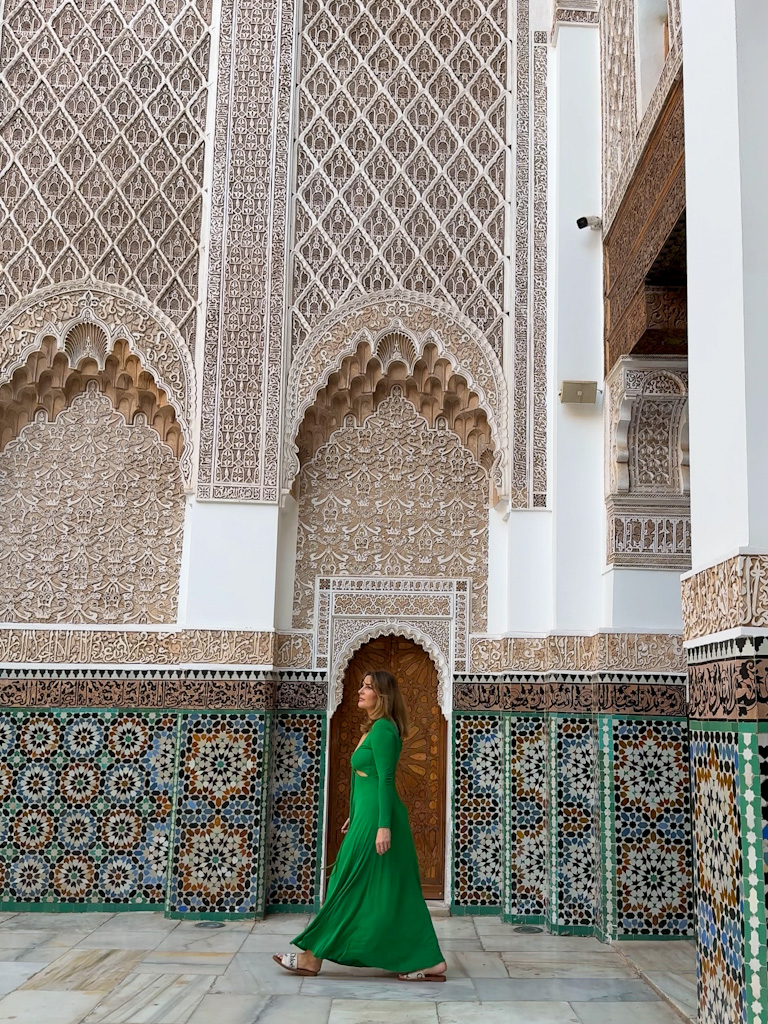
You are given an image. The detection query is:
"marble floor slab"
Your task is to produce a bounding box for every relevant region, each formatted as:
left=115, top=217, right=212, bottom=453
left=572, top=1000, right=685, bottom=1024
left=185, top=992, right=272, bottom=1023
left=0, top=913, right=111, bottom=932
left=0, top=961, right=43, bottom=996
left=329, top=998, right=438, bottom=1023
left=20, top=948, right=144, bottom=993
left=616, top=940, right=697, bottom=973
left=431, top=919, right=478, bottom=939
left=643, top=971, right=697, bottom=1020
left=501, top=951, right=634, bottom=979
left=301, top=977, right=477, bottom=1001
left=473, top=977, right=659, bottom=1002
left=83, top=972, right=215, bottom=1023
left=438, top=1002, right=582, bottom=1024
left=479, top=935, right=609, bottom=952
left=152, top=929, right=249, bottom=955
left=0, top=929, right=56, bottom=949
left=443, top=951, right=509, bottom=978
left=0, top=989, right=102, bottom=1023
left=76, top=930, right=173, bottom=951
left=210, top=952, right=304, bottom=994
left=138, top=951, right=235, bottom=974
left=240, top=994, right=333, bottom=1024
left=435, top=939, right=484, bottom=951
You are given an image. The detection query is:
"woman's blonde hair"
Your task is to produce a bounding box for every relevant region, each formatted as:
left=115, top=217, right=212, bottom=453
left=361, top=669, right=412, bottom=739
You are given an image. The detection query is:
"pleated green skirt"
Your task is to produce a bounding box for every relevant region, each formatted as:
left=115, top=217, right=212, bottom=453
left=292, top=773, right=443, bottom=972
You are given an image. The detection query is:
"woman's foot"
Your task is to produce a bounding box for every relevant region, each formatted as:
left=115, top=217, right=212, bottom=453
left=398, top=960, right=447, bottom=982
left=272, top=951, right=323, bottom=976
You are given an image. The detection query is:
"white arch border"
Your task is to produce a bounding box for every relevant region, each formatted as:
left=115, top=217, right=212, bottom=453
left=328, top=620, right=452, bottom=720
left=284, top=290, right=509, bottom=496
left=0, top=281, right=196, bottom=487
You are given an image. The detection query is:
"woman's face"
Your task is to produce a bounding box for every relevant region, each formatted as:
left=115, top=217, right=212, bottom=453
left=358, top=674, right=378, bottom=713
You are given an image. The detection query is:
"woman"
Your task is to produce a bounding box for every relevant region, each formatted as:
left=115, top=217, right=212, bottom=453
left=273, top=669, right=447, bottom=982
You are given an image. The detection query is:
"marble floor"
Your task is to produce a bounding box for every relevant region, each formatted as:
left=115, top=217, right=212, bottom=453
left=0, top=911, right=697, bottom=1024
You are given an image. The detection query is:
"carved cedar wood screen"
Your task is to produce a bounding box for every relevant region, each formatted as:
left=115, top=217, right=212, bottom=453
left=327, top=636, right=447, bottom=899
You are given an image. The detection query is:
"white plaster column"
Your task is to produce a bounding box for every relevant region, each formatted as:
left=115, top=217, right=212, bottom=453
left=681, top=0, right=768, bottom=571
left=548, top=22, right=604, bottom=631
left=181, top=501, right=281, bottom=630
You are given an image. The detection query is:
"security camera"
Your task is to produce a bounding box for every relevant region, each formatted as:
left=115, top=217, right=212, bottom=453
left=576, top=215, right=602, bottom=231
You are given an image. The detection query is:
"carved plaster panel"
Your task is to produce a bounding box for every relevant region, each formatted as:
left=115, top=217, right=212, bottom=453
left=0, top=628, right=276, bottom=664
left=197, top=0, right=292, bottom=501
left=0, top=283, right=195, bottom=484
left=0, top=385, right=184, bottom=624
left=284, top=291, right=508, bottom=495
left=290, top=0, right=508, bottom=359
left=468, top=632, right=685, bottom=674
left=312, top=575, right=467, bottom=717
left=0, top=0, right=213, bottom=349
left=682, top=556, right=768, bottom=642
left=292, top=396, right=488, bottom=632
left=605, top=356, right=689, bottom=569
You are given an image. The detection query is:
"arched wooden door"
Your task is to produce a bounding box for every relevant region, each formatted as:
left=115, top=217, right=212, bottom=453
left=327, top=635, right=447, bottom=899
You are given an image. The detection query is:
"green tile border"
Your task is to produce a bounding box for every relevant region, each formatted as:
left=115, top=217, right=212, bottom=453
left=450, top=904, right=500, bottom=916
left=738, top=728, right=768, bottom=1024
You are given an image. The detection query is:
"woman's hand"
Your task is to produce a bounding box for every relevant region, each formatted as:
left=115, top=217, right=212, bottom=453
left=341, top=818, right=350, bottom=835
left=375, top=827, right=391, bottom=855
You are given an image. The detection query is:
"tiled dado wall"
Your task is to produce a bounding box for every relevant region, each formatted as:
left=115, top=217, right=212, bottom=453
left=0, top=701, right=325, bottom=918
left=452, top=673, right=694, bottom=939
left=0, top=667, right=695, bottom=938
left=687, top=639, right=768, bottom=1024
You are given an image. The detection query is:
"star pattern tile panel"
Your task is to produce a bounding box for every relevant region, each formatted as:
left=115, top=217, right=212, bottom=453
left=453, top=714, right=502, bottom=906
left=267, top=713, right=323, bottom=907
left=613, top=718, right=693, bottom=936
left=0, top=710, right=176, bottom=908
left=167, top=712, right=269, bottom=916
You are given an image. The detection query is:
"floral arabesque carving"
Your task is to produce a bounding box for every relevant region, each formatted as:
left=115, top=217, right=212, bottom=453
left=291, top=0, right=507, bottom=358
left=0, top=385, right=185, bottom=625
left=284, top=291, right=508, bottom=496
left=0, top=283, right=195, bottom=484
left=293, top=396, right=488, bottom=632
left=605, top=357, right=689, bottom=569
left=0, top=0, right=213, bottom=347
left=197, top=0, right=292, bottom=501
left=329, top=621, right=451, bottom=719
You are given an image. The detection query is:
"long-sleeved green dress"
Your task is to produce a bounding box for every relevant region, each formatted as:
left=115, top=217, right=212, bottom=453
left=291, top=716, right=444, bottom=972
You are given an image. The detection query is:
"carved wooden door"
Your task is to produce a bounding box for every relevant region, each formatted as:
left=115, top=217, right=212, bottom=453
left=327, top=635, right=446, bottom=899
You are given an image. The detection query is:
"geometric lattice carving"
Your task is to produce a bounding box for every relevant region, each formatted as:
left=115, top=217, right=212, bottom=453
left=0, top=384, right=184, bottom=624
left=0, top=283, right=195, bottom=483
left=0, top=0, right=212, bottom=349
left=0, top=335, right=183, bottom=458
left=605, top=356, right=690, bottom=569
left=291, top=0, right=508, bottom=358
left=296, top=334, right=494, bottom=474
left=293, top=396, right=488, bottom=631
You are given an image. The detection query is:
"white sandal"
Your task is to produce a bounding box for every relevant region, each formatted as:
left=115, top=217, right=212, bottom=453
left=398, top=969, right=447, bottom=982
left=272, top=952, right=320, bottom=977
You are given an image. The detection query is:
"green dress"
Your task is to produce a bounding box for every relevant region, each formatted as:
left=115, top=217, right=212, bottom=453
left=292, top=717, right=444, bottom=972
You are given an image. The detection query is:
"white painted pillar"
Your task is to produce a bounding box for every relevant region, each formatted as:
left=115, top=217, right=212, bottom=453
left=181, top=502, right=280, bottom=630
left=681, top=0, right=768, bottom=571
left=549, top=23, right=604, bottom=631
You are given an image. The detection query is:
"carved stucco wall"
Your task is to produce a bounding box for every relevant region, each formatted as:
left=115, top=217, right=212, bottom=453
left=0, top=0, right=213, bottom=351
left=605, top=357, right=689, bottom=569
left=293, top=395, right=488, bottom=632
left=0, top=384, right=185, bottom=624
left=600, top=0, right=683, bottom=228
left=291, top=0, right=507, bottom=360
